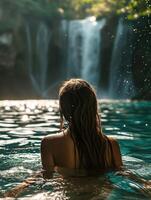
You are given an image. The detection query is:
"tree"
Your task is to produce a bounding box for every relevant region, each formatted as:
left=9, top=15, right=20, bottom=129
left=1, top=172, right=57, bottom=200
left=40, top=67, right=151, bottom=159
left=0, top=0, right=150, bottom=20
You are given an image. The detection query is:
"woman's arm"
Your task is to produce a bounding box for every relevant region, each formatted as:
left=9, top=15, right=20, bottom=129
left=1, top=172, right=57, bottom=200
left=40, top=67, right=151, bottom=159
left=109, top=138, right=150, bottom=196
left=3, top=137, right=55, bottom=198
left=3, top=171, right=43, bottom=198
left=108, top=137, right=123, bottom=169
left=116, top=169, right=151, bottom=185
left=41, top=136, right=55, bottom=178
left=115, top=169, right=151, bottom=197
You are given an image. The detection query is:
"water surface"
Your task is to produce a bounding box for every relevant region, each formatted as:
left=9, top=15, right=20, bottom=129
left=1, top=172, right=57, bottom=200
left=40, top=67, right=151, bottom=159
left=0, top=100, right=151, bottom=199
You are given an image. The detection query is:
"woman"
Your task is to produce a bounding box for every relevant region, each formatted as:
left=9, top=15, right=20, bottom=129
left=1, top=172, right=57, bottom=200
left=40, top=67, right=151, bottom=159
left=41, top=79, right=123, bottom=177
left=4, top=79, right=151, bottom=198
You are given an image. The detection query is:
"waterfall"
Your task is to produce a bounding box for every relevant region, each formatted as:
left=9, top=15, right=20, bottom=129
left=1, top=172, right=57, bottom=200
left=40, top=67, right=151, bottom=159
left=108, top=18, right=136, bottom=99
left=36, top=22, right=51, bottom=97
left=25, top=17, right=136, bottom=99
left=26, top=21, right=51, bottom=98
left=67, top=17, right=106, bottom=88
left=25, top=22, right=39, bottom=93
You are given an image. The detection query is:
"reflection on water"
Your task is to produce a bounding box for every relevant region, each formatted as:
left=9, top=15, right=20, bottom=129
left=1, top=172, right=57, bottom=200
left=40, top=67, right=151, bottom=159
left=0, top=100, right=151, bottom=199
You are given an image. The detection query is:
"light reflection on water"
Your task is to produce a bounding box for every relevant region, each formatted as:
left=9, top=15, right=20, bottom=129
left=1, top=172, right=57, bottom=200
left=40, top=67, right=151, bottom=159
left=0, top=100, right=151, bottom=199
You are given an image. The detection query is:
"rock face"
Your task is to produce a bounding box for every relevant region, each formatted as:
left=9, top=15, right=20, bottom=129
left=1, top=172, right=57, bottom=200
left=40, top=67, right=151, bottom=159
left=0, top=10, right=150, bottom=100
left=132, top=18, right=151, bottom=98
left=0, top=33, right=16, bottom=69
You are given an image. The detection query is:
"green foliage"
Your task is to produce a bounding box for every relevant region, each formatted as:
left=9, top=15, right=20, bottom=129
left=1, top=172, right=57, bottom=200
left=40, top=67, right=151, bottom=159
left=117, top=0, right=151, bottom=19
left=0, top=0, right=150, bottom=20
left=68, top=0, right=151, bottom=19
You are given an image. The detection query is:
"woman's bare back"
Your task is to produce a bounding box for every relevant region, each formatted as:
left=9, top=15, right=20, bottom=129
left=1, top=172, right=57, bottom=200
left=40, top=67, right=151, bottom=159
left=41, top=130, right=122, bottom=176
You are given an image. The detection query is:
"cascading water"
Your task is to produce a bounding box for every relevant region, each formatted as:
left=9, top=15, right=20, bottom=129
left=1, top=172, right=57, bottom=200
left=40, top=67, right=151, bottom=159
left=26, top=17, right=136, bottom=99
left=108, top=18, right=136, bottom=99
left=67, top=17, right=106, bottom=88
left=25, top=23, right=33, bottom=86
left=26, top=21, right=51, bottom=98
left=36, top=22, right=51, bottom=97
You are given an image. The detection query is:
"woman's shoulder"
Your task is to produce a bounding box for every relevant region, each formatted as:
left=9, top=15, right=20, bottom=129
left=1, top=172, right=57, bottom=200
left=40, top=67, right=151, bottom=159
left=107, top=136, right=119, bottom=146
left=41, top=131, right=67, bottom=152
left=41, top=130, right=72, bottom=152
left=42, top=130, right=68, bottom=143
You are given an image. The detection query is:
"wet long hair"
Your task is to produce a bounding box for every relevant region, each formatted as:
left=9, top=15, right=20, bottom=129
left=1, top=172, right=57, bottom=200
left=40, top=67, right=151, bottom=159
left=59, top=79, right=108, bottom=170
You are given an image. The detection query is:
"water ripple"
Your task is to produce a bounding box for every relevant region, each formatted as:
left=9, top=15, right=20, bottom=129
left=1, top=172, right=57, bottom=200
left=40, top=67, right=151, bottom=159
left=0, top=100, right=151, bottom=199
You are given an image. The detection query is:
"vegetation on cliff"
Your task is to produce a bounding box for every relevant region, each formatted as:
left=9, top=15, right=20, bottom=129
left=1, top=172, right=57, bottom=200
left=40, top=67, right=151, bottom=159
left=0, top=0, right=150, bottom=20
left=0, top=0, right=150, bottom=99
left=0, top=0, right=150, bottom=33
left=73, top=0, right=151, bottom=19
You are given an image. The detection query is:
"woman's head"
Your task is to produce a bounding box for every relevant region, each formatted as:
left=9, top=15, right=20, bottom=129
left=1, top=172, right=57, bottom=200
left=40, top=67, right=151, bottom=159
left=59, top=79, right=98, bottom=126
left=59, top=79, right=106, bottom=169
